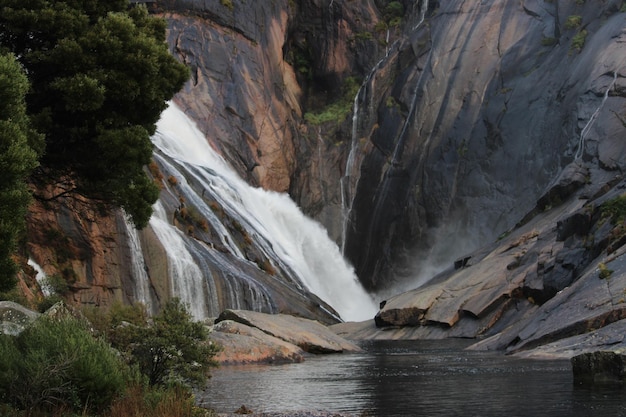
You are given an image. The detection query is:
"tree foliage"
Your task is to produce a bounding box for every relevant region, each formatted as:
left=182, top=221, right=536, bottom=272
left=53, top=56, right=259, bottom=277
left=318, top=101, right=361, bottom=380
left=0, top=53, right=40, bottom=292
left=96, top=299, right=220, bottom=389
left=0, top=0, right=189, bottom=228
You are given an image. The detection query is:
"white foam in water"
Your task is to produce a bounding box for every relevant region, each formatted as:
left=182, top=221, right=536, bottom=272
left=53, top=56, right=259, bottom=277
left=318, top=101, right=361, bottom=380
left=152, top=103, right=377, bottom=322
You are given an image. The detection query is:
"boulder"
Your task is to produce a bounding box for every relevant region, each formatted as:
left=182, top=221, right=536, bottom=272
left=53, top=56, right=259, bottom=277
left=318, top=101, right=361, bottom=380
left=211, top=320, right=306, bottom=364
left=0, top=301, right=40, bottom=336
left=215, top=310, right=361, bottom=354
left=572, top=351, right=626, bottom=385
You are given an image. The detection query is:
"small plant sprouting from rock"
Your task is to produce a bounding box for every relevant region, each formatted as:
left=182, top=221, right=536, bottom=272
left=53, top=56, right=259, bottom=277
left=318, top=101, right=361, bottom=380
left=564, top=15, right=582, bottom=30
left=304, top=76, right=361, bottom=126
left=600, top=194, right=626, bottom=224
left=571, top=30, right=588, bottom=52
left=598, top=262, right=614, bottom=279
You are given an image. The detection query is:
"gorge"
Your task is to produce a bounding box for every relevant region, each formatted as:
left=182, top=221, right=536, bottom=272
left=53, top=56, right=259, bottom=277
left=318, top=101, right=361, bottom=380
left=20, top=0, right=626, bottom=360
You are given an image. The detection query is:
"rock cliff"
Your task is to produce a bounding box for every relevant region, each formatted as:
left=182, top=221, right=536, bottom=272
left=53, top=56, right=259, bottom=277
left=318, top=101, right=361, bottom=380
left=158, top=0, right=626, bottom=294
left=19, top=0, right=626, bottom=357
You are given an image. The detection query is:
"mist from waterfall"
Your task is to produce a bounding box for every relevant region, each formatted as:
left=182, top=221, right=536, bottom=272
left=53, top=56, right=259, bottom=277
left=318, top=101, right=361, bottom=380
left=148, top=103, right=377, bottom=322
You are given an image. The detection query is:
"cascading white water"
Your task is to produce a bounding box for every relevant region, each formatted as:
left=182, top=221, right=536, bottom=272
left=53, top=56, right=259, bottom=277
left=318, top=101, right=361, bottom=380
left=149, top=201, right=209, bottom=320
left=122, top=215, right=154, bottom=312
left=575, top=71, right=618, bottom=160
left=28, top=258, right=52, bottom=297
left=151, top=103, right=377, bottom=322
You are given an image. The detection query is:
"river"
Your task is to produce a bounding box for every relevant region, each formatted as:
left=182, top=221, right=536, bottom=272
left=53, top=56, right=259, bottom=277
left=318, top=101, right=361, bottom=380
left=198, top=340, right=626, bottom=417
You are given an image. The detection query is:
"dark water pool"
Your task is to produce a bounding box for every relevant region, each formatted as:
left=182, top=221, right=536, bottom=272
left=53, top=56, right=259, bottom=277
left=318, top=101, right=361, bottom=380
left=198, top=340, right=626, bottom=416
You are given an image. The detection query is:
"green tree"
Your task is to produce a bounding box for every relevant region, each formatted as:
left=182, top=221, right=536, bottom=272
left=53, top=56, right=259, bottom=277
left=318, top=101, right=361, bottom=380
left=0, top=53, right=40, bottom=293
left=110, top=299, right=219, bottom=388
left=0, top=0, right=189, bottom=228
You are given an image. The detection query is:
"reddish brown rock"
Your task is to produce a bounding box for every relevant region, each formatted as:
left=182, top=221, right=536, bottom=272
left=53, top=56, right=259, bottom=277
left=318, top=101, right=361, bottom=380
left=211, top=320, right=306, bottom=364
left=216, top=309, right=361, bottom=354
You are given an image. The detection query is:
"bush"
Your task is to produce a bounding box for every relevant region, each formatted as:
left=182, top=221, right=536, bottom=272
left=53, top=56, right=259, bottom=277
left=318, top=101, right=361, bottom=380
left=107, top=299, right=220, bottom=388
left=0, top=316, right=129, bottom=414
left=132, top=300, right=219, bottom=387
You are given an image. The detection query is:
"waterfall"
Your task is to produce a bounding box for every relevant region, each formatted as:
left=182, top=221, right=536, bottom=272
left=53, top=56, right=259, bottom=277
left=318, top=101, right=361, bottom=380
left=412, top=0, right=429, bottom=30
left=575, top=71, right=618, bottom=160
left=149, top=103, right=377, bottom=322
left=28, top=258, right=52, bottom=297
left=122, top=215, right=155, bottom=313
left=149, top=201, right=210, bottom=320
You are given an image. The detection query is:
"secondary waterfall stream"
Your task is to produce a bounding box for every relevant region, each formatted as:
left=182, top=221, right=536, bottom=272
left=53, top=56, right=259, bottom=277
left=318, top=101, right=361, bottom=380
left=132, top=103, right=377, bottom=322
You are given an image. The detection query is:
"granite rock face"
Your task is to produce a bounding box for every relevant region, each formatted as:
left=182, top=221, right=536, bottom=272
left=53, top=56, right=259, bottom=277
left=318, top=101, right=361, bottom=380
left=210, top=319, right=306, bottom=364
left=162, top=0, right=626, bottom=294
left=343, top=0, right=626, bottom=290
left=216, top=309, right=361, bottom=354
left=338, top=176, right=626, bottom=359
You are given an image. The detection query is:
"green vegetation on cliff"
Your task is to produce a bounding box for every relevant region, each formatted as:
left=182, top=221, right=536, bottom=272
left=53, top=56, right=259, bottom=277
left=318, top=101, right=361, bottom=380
left=0, top=53, right=41, bottom=293
left=304, top=76, right=360, bottom=126
left=0, top=0, right=189, bottom=229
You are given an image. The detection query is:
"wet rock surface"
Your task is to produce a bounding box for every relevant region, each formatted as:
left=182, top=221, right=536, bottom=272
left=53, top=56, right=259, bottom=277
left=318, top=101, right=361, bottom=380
left=18, top=0, right=626, bottom=363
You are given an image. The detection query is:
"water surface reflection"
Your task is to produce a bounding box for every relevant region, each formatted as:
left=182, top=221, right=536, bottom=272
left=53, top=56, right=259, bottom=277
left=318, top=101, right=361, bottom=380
left=199, top=340, right=626, bottom=416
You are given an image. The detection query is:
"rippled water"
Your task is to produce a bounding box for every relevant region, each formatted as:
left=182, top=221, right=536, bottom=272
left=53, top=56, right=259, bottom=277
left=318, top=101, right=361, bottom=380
left=199, top=340, right=626, bottom=416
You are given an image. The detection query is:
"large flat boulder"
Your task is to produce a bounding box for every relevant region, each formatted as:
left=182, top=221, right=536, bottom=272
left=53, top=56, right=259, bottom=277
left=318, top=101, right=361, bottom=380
left=215, top=310, right=361, bottom=354
left=210, top=320, right=306, bottom=364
